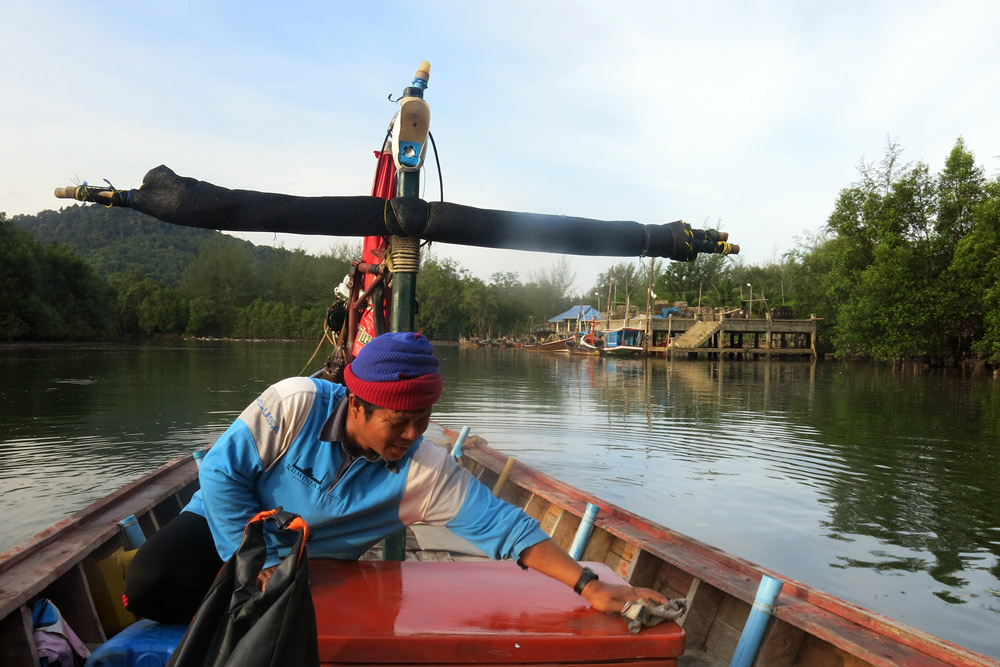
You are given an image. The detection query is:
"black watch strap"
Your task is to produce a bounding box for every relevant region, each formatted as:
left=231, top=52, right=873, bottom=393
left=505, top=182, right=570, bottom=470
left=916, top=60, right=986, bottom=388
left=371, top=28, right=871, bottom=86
left=574, top=566, right=599, bottom=595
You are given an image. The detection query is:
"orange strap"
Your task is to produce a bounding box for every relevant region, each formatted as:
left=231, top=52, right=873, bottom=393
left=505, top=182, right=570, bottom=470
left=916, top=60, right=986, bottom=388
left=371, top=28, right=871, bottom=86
left=244, top=509, right=310, bottom=559
left=285, top=516, right=310, bottom=544
left=247, top=509, right=279, bottom=526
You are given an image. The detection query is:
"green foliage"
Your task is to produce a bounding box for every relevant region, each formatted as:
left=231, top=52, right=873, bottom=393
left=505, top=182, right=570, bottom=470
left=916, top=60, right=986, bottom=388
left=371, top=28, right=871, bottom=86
left=416, top=256, right=474, bottom=339
left=232, top=299, right=326, bottom=339
left=960, top=181, right=1000, bottom=362
left=701, top=277, right=741, bottom=308
left=107, top=269, right=188, bottom=336
left=137, top=285, right=189, bottom=335
left=653, top=254, right=731, bottom=306
left=0, top=213, right=115, bottom=340
left=186, top=297, right=224, bottom=337
left=820, top=138, right=998, bottom=363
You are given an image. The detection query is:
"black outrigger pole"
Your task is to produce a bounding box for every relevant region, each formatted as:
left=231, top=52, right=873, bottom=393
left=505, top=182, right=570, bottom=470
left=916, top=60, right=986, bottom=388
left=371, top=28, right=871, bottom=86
left=52, top=66, right=739, bottom=263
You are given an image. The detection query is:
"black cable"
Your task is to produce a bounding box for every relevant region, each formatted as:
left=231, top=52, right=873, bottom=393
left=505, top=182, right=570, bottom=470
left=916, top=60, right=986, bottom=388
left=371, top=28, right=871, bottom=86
left=428, top=130, right=443, bottom=202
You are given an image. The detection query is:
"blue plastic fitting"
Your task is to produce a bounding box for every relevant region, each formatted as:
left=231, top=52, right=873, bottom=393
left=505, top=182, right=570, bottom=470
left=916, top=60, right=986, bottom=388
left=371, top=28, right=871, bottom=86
left=119, top=514, right=146, bottom=549
left=569, top=503, right=600, bottom=560
left=729, top=574, right=784, bottom=667
left=192, top=449, right=206, bottom=469
left=452, top=425, right=471, bottom=459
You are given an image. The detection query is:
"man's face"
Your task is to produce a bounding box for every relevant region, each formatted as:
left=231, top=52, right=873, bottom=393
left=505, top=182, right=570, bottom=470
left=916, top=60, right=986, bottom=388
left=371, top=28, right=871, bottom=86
left=345, top=394, right=432, bottom=461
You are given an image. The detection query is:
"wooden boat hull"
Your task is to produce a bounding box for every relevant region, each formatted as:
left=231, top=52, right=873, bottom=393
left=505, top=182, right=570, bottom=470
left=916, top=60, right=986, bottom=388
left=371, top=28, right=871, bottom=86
left=536, top=337, right=572, bottom=353
left=2, top=424, right=997, bottom=667
left=603, top=346, right=643, bottom=357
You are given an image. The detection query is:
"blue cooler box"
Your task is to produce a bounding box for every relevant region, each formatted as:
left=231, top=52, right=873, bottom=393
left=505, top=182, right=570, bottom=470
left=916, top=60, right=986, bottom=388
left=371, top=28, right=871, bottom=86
left=84, top=619, right=187, bottom=667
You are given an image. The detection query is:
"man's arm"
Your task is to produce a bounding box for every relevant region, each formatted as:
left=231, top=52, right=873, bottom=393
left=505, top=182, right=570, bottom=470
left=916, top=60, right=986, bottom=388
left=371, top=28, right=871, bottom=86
left=518, top=539, right=667, bottom=614
left=197, top=420, right=267, bottom=561
left=198, top=377, right=326, bottom=563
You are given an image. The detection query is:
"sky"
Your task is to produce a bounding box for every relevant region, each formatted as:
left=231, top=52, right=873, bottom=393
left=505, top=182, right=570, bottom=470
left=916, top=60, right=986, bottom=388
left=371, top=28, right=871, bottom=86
left=2, top=1, right=999, bottom=295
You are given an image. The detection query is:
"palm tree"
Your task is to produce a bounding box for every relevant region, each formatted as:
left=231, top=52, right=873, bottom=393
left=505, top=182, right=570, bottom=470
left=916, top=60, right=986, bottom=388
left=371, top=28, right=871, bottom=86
left=702, top=279, right=741, bottom=308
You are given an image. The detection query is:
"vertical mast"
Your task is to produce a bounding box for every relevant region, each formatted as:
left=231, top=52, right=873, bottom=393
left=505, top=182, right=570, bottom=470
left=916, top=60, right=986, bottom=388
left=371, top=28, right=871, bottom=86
left=383, top=63, right=431, bottom=562
left=389, top=62, right=432, bottom=333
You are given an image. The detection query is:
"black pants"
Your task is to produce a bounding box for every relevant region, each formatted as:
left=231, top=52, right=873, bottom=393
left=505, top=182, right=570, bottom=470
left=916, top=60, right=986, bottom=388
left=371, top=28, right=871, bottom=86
left=124, top=511, right=223, bottom=624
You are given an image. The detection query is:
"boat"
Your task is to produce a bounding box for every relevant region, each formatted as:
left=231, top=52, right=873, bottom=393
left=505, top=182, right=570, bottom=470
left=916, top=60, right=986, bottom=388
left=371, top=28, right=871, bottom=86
left=3, top=422, right=996, bottom=666
left=575, top=322, right=606, bottom=355
left=602, top=326, right=645, bottom=356
left=565, top=331, right=602, bottom=355
left=23, top=61, right=996, bottom=666
left=535, top=335, right=574, bottom=353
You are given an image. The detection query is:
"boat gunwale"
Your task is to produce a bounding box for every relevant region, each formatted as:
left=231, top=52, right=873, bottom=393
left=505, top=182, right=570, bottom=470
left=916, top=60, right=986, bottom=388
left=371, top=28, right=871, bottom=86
left=0, top=455, right=197, bottom=619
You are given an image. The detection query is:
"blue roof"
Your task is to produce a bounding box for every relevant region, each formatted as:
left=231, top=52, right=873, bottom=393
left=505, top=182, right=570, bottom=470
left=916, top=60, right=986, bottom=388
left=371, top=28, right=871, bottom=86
left=548, top=305, right=601, bottom=323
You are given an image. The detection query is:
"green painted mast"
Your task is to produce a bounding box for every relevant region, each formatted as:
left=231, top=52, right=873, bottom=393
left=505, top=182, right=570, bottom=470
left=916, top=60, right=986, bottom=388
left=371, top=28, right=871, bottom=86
left=383, top=62, right=432, bottom=561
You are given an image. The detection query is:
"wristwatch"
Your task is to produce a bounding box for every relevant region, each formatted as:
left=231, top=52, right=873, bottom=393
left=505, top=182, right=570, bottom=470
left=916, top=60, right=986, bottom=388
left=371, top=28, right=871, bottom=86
left=574, top=566, right=599, bottom=595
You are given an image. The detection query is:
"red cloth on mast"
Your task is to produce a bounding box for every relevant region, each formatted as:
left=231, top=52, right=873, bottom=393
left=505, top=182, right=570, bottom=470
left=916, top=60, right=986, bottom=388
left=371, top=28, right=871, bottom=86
left=353, top=151, right=396, bottom=357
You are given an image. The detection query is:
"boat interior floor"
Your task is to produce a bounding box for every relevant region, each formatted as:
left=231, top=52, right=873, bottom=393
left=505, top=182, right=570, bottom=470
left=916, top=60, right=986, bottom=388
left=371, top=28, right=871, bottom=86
left=678, top=650, right=724, bottom=667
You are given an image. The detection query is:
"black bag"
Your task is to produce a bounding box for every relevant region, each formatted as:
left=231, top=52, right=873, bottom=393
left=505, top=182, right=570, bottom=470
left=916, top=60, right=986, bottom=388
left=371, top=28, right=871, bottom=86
left=166, top=509, right=319, bottom=667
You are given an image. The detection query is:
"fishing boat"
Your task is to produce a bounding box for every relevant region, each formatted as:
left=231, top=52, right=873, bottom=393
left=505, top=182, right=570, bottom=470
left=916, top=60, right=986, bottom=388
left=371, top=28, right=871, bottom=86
left=566, top=330, right=603, bottom=356
left=458, top=336, right=486, bottom=348
left=602, top=326, right=645, bottom=357
left=2, top=422, right=996, bottom=667
left=566, top=336, right=601, bottom=355
left=535, top=335, right=574, bottom=353
left=20, top=61, right=994, bottom=666
left=574, top=322, right=606, bottom=355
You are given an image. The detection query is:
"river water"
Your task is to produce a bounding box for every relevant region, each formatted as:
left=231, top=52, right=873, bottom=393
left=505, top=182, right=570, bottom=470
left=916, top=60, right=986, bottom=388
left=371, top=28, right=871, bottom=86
left=1, top=340, right=998, bottom=659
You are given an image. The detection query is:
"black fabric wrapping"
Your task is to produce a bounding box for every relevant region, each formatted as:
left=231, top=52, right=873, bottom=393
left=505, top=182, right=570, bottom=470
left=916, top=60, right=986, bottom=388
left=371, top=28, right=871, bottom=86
left=166, top=511, right=318, bottom=667
left=129, top=166, right=700, bottom=260
left=133, top=166, right=388, bottom=236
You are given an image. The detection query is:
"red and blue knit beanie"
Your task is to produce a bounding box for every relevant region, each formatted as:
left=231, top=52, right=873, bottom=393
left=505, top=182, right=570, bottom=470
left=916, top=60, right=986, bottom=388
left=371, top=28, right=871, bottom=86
left=343, top=332, right=443, bottom=411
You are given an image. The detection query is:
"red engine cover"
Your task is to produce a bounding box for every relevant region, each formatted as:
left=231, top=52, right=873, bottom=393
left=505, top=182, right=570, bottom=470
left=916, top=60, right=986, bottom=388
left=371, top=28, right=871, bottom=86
left=311, top=560, right=684, bottom=665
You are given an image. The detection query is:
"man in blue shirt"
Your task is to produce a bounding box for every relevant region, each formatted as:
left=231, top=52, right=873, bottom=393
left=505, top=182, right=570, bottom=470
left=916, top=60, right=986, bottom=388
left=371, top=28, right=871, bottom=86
left=125, top=332, right=664, bottom=623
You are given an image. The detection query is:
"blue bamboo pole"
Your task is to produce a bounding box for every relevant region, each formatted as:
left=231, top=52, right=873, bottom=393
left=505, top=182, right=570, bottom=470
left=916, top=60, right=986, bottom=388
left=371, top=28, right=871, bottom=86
left=569, top=503, right=600, bottom=560
left=729, top=574, right=784, bottom=667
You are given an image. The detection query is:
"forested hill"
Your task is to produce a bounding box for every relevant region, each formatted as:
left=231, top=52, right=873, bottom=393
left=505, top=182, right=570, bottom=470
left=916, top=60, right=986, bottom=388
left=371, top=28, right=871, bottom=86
left=12, top=205, right=280, bottom=287
left=5, top=205, right=358, bottom=342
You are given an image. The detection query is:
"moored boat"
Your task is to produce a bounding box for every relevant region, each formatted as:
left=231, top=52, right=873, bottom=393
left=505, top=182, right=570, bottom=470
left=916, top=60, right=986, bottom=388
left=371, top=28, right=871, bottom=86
left=536, top=336, right=573, bottom=353
left=577, top=327, right=606, bottom=355
left=603, top=326, right=645, bottom=357
left=2, top=422, right=996, bottom=666
left=566, top=332, right=602, bottom=355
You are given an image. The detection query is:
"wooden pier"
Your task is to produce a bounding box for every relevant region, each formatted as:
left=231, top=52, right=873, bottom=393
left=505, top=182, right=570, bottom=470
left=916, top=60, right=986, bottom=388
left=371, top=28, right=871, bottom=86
left=600, top=315, right=819, bottom=360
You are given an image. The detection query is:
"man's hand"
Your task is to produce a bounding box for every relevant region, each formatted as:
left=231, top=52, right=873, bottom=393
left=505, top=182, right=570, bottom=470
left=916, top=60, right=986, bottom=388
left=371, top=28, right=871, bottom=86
left=581, top=579, right=667, bottom=615
left=256, top=564, right=278, bottom=591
